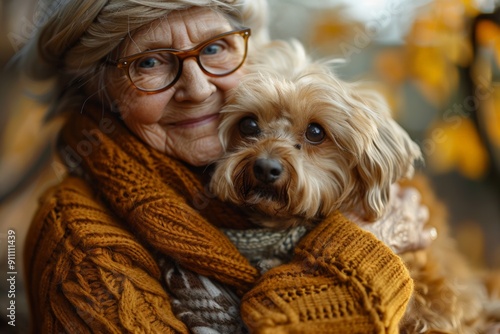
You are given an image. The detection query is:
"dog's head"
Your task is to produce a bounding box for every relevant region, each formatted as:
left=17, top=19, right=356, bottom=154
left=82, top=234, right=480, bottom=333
left=210, top=41, right=422, bottom=228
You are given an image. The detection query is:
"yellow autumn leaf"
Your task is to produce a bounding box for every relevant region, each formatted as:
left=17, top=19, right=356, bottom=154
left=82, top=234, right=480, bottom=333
left=440, top=33, right=473, bottom=67
left=460, top=0, right=481, bottom=17
left=426, top=118, right=489, bottom=179
left=374, top=48, right=407, bottom=85
left=435, top=0, right=468, bottom=31
left=406, top=17, right=441, bottom=46
left=407, top=0, right=471, bottom=44
left=313, top=22, right=348, bottom=42
left=476, top=20, right=500, bottom=45
left=409, top=47, right=459, bottom=106
left=411, top=47, right=448, bottom=86
left=309, top=8, right=360, bottom=51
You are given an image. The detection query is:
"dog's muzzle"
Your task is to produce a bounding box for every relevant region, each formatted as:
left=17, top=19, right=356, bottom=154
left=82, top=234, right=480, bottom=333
left=253, top=158, right=283, bottom=184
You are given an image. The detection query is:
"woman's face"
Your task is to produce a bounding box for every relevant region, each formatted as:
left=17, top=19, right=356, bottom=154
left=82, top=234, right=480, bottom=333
left=107, top=7, right=244, bottom=166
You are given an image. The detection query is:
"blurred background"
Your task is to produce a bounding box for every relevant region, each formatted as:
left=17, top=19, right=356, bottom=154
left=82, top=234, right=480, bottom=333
left=1, top=0, right=500, bottom=332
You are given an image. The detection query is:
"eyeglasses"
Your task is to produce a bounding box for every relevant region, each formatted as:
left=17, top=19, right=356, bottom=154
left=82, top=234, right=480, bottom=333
left=108, top=28, right=251, bottom=94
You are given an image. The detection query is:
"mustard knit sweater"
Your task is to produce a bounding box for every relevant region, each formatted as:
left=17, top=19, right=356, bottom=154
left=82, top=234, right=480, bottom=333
left=24, top=107, right=413, bottom=333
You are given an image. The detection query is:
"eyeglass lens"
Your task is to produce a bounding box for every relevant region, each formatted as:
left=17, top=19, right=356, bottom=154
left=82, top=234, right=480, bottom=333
left=127, top=32, right=247, bottom=92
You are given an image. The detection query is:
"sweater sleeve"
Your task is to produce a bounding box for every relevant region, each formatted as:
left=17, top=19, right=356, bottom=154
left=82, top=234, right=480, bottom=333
left=240, top=211, right=413, bottom=334
left=24, top=176, right=188, bottom=334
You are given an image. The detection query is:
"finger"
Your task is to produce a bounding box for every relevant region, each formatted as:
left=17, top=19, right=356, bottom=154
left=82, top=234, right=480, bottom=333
left=401, top=187, right=421, bottom=204
left=420, top=227, right=438, bottom=249
left=417, top=205, right=429, bottom=225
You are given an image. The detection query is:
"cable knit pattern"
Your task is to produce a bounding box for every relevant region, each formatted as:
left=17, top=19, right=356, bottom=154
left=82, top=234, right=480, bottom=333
left=241, top=212, right=413, bottom=334
left=24, top=177, right=188, bottom=333
left=58, top=106, right=260, bottom=293
left=24, top=106, right=414, bottom=333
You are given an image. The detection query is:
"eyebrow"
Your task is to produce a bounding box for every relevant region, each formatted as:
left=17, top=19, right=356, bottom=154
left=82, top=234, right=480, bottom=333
left=129, top=26, right=232, bottom=54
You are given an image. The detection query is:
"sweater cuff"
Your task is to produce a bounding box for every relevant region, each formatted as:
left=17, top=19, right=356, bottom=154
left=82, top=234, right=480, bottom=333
left=295, top=211, right=413, bottom=329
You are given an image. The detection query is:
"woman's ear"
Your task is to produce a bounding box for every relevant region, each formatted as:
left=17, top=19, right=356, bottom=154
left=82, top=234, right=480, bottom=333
left=351, top=90, right=423, bottom=221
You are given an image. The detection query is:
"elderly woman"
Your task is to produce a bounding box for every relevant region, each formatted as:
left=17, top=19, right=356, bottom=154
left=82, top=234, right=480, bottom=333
left=20, top=0, right=432, bottom=333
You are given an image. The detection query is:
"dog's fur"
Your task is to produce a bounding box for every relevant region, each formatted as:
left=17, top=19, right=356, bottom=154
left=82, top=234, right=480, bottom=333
left=209, top=40, right=500, bottom=333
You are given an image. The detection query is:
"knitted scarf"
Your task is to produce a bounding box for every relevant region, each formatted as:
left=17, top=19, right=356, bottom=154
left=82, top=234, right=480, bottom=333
left=53, top=105, right=414, bottom=333
left=59, top=105, right=260, bottom=294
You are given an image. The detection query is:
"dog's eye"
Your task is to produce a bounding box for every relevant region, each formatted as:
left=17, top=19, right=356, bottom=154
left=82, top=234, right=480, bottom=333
left=239, top=117, right=261, bottom=136
left=305, top=123, right=325, bottom=144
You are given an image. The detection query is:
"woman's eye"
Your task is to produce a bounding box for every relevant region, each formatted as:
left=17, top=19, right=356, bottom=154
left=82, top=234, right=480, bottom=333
left=239, top=117, right=260, bottom=136
left=137, top=57, right=160, bottom=69
left=305, top=123, right=326, bottom=144
left=202, top=43, right=224, bottom=55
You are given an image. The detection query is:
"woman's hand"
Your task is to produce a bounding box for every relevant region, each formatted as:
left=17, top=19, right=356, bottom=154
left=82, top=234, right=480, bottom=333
left=347, top=184, right=436, bottom=254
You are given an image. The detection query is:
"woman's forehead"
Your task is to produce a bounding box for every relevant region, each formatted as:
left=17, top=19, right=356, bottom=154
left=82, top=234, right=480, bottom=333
left=123, top=7, right=233, bottom=54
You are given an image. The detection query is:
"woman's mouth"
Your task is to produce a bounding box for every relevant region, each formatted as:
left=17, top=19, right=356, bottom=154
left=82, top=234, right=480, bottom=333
left=169, top=113, right=219, bottom=128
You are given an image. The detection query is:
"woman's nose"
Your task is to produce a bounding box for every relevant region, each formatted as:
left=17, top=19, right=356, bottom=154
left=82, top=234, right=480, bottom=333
left=173, top=58, right=215, bottom=102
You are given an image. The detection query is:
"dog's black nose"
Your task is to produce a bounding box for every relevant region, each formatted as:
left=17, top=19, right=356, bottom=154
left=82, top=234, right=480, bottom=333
left=253, top=158, right=283, bottom=184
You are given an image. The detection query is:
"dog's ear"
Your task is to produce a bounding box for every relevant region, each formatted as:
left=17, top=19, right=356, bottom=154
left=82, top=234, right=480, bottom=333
left=349, top=89, right=423, bottom=221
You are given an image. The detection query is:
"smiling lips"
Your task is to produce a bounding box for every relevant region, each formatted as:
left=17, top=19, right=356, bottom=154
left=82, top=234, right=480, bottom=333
left=170, top=113, right=220, bottom=128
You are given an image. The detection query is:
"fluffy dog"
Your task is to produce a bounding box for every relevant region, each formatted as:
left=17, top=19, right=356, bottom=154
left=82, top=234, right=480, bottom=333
left=211, top=41, right=420, bottom=229
left=210, top=40, right=500, bottom=333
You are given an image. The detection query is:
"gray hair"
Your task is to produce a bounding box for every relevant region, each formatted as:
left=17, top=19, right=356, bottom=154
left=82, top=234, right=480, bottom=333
left=17, top=0, right=270, bottom=116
